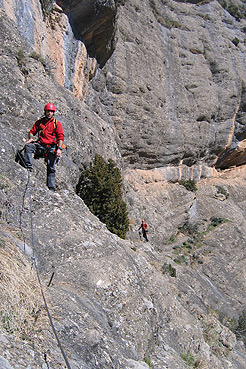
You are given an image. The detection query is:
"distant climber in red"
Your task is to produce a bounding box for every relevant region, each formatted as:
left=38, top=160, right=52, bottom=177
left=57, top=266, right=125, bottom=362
left=139, top=219, right=149, bottom=242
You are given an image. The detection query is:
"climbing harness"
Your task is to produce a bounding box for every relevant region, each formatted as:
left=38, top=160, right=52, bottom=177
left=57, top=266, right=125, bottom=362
left=37, top=118, right=57, bottom=140
left=15, top=117, right=66, bottom=169
left=37, top=118, right=66, bottom=149
left=20, top=170, right=72, bottom=369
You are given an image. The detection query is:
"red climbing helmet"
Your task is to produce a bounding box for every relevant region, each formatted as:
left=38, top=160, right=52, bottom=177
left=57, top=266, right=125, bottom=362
left=44, top=103, right=55, bottom=112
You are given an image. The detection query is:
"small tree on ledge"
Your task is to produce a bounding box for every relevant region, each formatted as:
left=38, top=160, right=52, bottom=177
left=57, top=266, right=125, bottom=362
left=76, top=154, right=129, bottom=239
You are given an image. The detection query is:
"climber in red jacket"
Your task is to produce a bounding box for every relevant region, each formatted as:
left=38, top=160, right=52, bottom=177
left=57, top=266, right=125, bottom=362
left=138, top=219, right=149, bottom=242
left=24, top=103, right=64, bottom=191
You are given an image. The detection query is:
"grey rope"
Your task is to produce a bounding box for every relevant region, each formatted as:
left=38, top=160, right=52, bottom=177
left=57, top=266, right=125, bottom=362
left=19, top=169, right=30, bottom=254
left=24, top=170, right=72, bottom=369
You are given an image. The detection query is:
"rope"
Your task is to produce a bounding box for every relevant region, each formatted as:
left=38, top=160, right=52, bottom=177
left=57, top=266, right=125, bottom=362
left=22, top=170, right=72, bottom=369
left=44, top=353, right=50, bottom=369
left=19, top=169, right=30, bottom=253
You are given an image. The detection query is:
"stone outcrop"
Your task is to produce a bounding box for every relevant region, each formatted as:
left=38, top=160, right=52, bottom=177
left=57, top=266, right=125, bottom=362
left=1, top=0, right=246, bottom=368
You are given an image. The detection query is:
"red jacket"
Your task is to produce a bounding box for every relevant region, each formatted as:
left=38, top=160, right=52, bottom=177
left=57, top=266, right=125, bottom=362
left=29, top=117, right=64, bottom=146
left=141, top=222, right=148, bottom=231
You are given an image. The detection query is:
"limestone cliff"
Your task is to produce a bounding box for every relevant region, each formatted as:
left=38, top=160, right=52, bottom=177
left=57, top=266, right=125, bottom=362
left=3, top=0, right=246, bottom=176
left=1, top=0, right=246, bottom=368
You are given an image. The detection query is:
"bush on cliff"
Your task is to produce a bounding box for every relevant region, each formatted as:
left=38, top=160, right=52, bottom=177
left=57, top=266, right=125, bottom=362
left=76, top=154, right=129, bottom=239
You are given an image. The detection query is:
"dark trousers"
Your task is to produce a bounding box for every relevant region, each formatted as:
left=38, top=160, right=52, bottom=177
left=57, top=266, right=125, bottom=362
left=143, top=229, right=148, bottom=242
left=139, top=229, right=149, bottom=242
left=24, top=142, right=57, bottom=189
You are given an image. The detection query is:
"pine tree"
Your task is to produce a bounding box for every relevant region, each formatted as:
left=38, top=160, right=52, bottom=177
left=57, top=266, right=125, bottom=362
left=76, top=154, right=129, bottom=239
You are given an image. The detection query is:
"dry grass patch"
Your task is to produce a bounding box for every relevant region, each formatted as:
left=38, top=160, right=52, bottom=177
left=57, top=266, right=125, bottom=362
left=0, top=232, right=48, bottom=342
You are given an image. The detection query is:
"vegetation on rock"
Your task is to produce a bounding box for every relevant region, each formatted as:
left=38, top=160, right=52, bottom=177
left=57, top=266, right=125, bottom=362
left=179, top=179, right=197, bottom=192
left=218, top=1, right=246, bottom=20
left=162, top=262, right=177, bottom=277
left=235, top=310, right=246, bottom=345
left=0, top=234, right=46, bottom=341
left=76, top=154, right=129, bottom=239
left=181, top=352, right=196, bottom=367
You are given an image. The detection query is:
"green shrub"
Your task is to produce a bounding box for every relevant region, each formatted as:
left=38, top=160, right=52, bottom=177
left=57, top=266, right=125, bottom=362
left=227, top=5, right=242, bottom=20
left=235, top=310, right=246, bottom=345
left=218, top=0, right=227, bottom=9
left=174, top=255, right=188, bottom=265
left=76, top=154, right=129, bottom=239
left=218, top=1, right=244, bottom=20
left=182, top=241, right=193, bottom=249
left=144, top=357, right=153, bottom=367
left=16, top=49, right=26, bottom=67
left=181, top=352, right=195, bottom=367
left=30, top=51, right=46, bottom=65
left=215, top=185, right=229, bottom=199
left=162, top=262, right=177, bottom=277
left=116, top=0, right=126, bottom=6
left=179, top=179, right=197, bottom=192
left=179, top=222, right=199, bottom=236
left=169, top=234, right=176, bottom=243
left=209, top=216, right=228, bottom=229
left=232, top=37, right=240, bottom=47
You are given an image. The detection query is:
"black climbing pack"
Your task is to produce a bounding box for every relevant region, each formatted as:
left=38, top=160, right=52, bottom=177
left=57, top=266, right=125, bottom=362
left=15, top=147, right=27, bottom=168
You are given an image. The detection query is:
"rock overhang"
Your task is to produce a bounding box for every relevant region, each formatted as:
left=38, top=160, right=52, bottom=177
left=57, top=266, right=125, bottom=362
left=57, top=0, right=118, bottom=66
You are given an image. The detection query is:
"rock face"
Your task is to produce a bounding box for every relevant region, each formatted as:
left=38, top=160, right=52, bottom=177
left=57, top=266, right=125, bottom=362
left=3, top=0, right=246, bottom=175
left=1, top=0, right=246, bottom=369
left=57, top=0, right=117, bottom=67
left=85, top=0, right=246, bottom=173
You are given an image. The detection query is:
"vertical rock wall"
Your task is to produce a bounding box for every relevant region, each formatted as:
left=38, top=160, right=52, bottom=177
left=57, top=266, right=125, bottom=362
left=84, top=0, right=246, bottom=174
left=1, top=0, right=96, bottom=99
left=2, top=0, right=246, bottom=176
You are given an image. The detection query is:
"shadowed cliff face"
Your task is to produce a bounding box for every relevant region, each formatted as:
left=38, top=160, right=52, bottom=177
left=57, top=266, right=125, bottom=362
left=57, top=0, right=117, bottom=66
left=215, top=83, right=246, bottom=169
